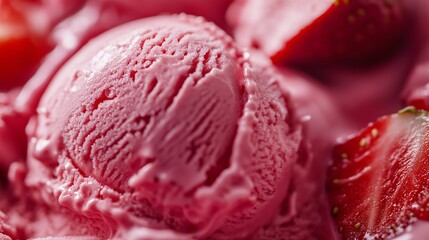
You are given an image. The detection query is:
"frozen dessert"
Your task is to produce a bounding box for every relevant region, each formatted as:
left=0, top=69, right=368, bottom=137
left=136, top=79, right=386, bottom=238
left=0, top=0, right=428, bottom=239
left=1, top=187, right=109, bottom=239
left=21, top=14, right=331, bottom=239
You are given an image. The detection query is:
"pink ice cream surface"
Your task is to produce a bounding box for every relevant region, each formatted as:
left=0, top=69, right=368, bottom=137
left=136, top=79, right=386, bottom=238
left=244, top=65, right=344, bottom=240
left=26, top=15, right=302, bottom=239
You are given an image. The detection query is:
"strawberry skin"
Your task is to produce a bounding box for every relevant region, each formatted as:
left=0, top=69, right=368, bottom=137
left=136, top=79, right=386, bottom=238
left=273, top=0, right=407, bottom=66
left=328, top=107, right=429, bottom=239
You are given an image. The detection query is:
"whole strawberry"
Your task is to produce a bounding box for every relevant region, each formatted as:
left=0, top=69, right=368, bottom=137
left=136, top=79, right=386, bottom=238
left=328, top=107, right=429, bottom=239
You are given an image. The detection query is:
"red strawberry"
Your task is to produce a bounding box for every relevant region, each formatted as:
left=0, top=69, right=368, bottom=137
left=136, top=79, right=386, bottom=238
left=0, top=0, right=48, bottom=89
left=230, top=0, right=407, bottom=66
left=328, top=107, right=429, bottom=239
left=276, top=0, right=408, bottom=66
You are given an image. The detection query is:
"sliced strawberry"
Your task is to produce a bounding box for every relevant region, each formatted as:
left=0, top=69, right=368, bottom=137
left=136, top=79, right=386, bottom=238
left=229, top=0, right=408, bottom=66
left=278, top=0, right=408, bottom=65
left=0, top=1, right=48, bottom=89
left=328, top=107, right=429, bottom=239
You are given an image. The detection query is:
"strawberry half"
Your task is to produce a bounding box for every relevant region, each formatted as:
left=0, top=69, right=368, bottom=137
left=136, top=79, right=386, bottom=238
left=328, top=107, right=429, bottom=239
left=229, top=0, right=408, bottom=66
left=0, top=1, right=48, bottom=89
left=276, top=0, right=408, bottom=66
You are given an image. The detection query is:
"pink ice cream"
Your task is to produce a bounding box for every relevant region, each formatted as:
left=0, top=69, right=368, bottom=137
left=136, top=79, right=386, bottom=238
left=24, top=15, right=313, bottom=239
left=1, top=163, right=109, bottom=239
left=247, top=63, right=345, bottom=240
left=1, top=0, right=423, bottom=239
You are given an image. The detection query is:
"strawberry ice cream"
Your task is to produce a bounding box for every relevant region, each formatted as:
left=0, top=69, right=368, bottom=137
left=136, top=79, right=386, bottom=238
left=20, top=14, right=335, bottom=239
left=0, top=0, right=427, bottom=240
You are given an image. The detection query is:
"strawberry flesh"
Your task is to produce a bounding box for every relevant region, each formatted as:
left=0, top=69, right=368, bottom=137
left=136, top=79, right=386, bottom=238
left=328, top=107, right=429, bottom=239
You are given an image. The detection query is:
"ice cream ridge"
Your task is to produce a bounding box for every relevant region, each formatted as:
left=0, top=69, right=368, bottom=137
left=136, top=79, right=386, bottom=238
left=2, top=0, right=429, bottom=239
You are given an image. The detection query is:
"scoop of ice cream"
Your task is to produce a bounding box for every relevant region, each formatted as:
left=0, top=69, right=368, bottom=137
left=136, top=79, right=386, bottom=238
left=26, top=14, right=302, bottom=239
